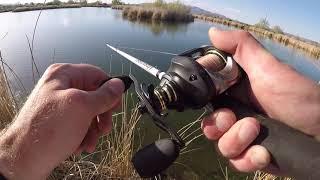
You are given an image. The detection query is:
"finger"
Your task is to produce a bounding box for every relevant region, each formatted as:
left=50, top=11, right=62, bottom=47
left=88, top=78, right=125, bottom=115
left=201, top=108, right=236, bottom=140
left=44, top=63, right=109, bottom=90
left=110, top=98, right=122, bottom=112
left=97, top=111, right=113, bottom=135
left=80, top=119, right=101, bottom=153
left=218, top=117, right=260, bottom=158
left=229, top=145, right=270, bottom=172
left=208, top=28, right=279, bottom=76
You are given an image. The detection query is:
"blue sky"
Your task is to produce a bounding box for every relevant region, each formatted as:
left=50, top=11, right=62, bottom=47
left=1, top=0, right=319, bottom=42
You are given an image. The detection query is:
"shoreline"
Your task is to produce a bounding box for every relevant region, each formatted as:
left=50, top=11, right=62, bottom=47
left=0, top=4, right=110, bottom=13
left=0, top=5, right=319, bottom=60
left=193, top=14, right=320, bottom=60
left=12, top=5, right=82, bottom=12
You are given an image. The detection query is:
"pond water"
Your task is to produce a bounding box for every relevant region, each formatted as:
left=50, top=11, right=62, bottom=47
left=0, top=7, right=319, bottom=179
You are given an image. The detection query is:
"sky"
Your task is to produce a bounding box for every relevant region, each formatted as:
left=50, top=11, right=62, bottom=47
left=1, top=0, right=319, bottom=42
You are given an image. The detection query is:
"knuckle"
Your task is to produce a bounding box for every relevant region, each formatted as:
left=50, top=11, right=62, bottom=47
left=218, top=139, right=238, bottom=158
left=240, top=117, right=260, bottom=128
left=63, top=89, right=88, bottom=107
left=45, top=63, right=71, bottom=78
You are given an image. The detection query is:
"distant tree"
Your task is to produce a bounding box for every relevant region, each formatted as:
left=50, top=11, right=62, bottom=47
left=112, top=0, right=124, bottom=5
left=47, top=0, right=62, bottom=5
left=154, top=0, right=165, bottom=7
left=255, top=17, right=270, bottom=29
left=272, top=25, right=284, bottom=34
left=80, top=0, right=87, bottom=5
left=67, top=0, right=75, bottom=4
left=95, top=0, right=102, bottom=5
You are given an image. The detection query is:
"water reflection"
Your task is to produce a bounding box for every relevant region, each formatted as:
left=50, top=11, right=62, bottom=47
left=122, top=16, right=191, bottom=36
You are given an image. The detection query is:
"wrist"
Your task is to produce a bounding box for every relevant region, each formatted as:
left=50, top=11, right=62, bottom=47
left=0, top=126, right=22, bottom=180
left=0, top=122, right=47, bottom=180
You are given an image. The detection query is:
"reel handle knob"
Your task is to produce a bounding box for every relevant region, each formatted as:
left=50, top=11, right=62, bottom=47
left=132, top=139, right=180, bottom=178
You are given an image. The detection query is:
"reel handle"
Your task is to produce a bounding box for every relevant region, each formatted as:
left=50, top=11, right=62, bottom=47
left=213, top=95, right=320, bottom=179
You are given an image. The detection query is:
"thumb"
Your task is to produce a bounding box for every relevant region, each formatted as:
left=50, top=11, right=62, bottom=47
left=208, top=28, right=277, bottom=75
left=88, top=78, right=124, bottom=114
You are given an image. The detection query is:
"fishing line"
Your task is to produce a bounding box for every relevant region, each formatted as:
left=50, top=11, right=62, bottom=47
left=115, top=46, right=178, bottom=56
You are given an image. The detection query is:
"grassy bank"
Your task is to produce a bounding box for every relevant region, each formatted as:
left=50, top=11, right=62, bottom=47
left=12, top=4, right=81, bottom=12
left=0, top=67, right=16, bottom=129
left=111, top=5, right=126, bottom=10
left=194, top=14, right=320, bottom=60
left=122, top=1, right=194, bottom=22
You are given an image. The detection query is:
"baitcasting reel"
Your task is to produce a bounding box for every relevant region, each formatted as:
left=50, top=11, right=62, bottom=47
left=127, top=45, right=241, bottom=178
left=109, top=44, right=320, bottom=179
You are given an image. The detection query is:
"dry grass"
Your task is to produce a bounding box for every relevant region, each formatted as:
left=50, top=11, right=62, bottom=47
left=49, top=93, right=141, bottom=179
left=122, top=2, right=194, bottom=22
left=193, top=14, right=320, bottom=60
left=0, top=66, right=16, bottom=129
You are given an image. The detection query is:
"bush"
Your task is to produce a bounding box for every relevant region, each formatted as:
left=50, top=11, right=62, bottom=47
left=122, top=1, right=193, bottom=23
left=46, top=0, right=62, bottom=6
left=255, top=17, right=270, bottom=29
left=112, top=0, right=124, bottom=5
left=273, top=25, right=284, bottom=34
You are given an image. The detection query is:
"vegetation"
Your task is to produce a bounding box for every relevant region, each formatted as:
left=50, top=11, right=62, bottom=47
left=273, top=25, right=284, bottom=34
left=112, top=0, right=124, bottom=6
left=255, top=17, right=270, bottom=29
left=193, top=14, right=320, bottom=59
left=0, top=0, right=111, bottom=13
left=46, top=0, right=62, bottom=6
left=13, top=4, right=81, bottom=12
left=50, top=94, right=141, bottom=179
left=0, top=66, right=16, bottom=129
left=122, top=0, right=194, bottom=22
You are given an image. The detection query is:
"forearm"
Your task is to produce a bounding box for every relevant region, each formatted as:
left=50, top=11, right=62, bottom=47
left=0, top=121, right=46, bottom=180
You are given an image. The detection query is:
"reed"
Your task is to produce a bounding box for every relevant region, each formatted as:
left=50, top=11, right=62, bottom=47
left=111, top=5, right=126, bottom=10
left=49, top=93, right=141, bottom=179
left=193, top=14, right=320, bottom=60
left=0, top=66, right=16, bottom=129
left=122, top=1, right=194, bottom=22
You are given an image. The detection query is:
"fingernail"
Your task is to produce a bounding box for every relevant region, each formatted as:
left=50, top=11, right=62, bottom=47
left=251, top=146, right=270, bottom=168
left=106, top=78, right=125, bottom=96
left=215, top=112, right=229, bottom=132
left=238, top=122, right=258, bottom=143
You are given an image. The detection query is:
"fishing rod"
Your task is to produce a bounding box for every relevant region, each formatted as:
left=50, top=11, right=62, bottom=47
left=106, top=44, right=320, bottom=179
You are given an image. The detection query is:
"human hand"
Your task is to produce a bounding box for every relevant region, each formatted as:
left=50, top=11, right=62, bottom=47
left=199, top=29, right=320, bottom=174
left=0, top=64, right=124, bottom=180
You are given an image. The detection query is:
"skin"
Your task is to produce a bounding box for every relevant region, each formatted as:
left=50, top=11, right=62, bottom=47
left=0, top=29, right=318, bottom=179
left=200, top=28, right=320, bottom=174
left=0, top=64, right=124, bottom=180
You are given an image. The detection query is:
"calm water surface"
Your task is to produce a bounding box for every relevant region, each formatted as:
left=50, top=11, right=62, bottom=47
left=0, top=8, right=319, bottom=179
